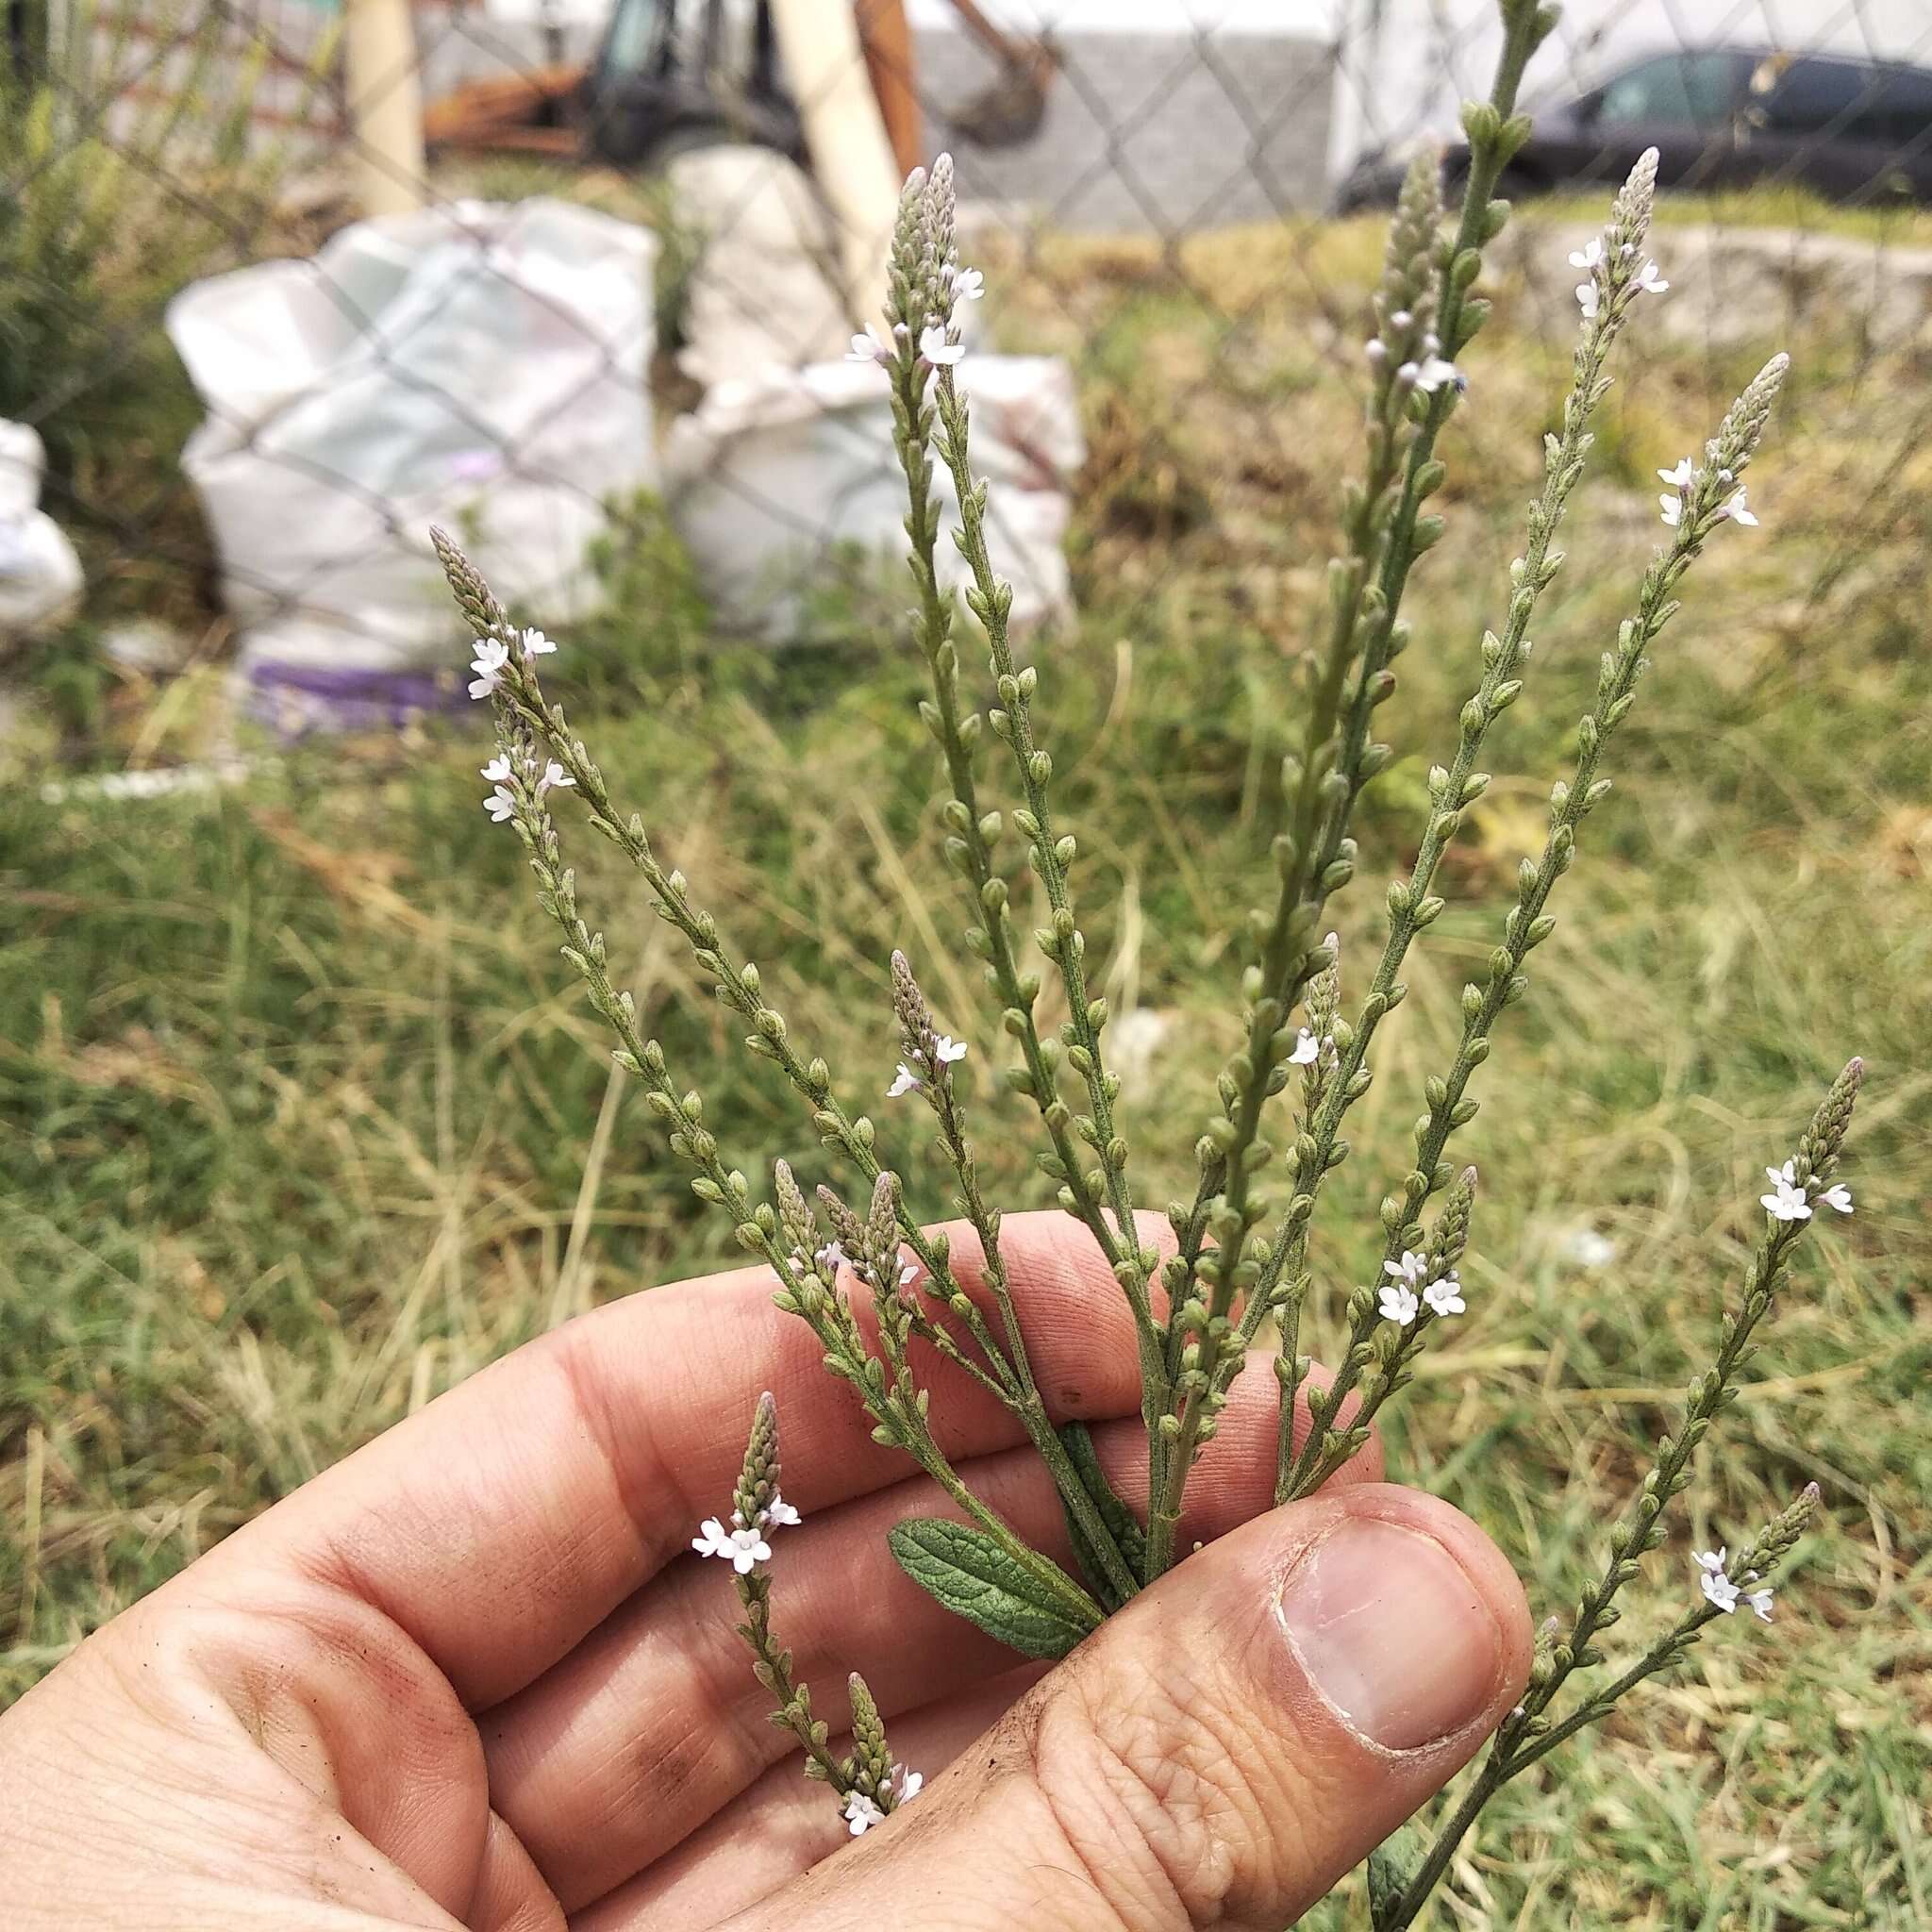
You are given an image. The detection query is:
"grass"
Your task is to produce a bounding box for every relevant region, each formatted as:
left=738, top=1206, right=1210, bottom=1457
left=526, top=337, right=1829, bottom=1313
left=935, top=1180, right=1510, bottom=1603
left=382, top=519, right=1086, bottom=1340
left=3, top=185, right=1931, bottom=1925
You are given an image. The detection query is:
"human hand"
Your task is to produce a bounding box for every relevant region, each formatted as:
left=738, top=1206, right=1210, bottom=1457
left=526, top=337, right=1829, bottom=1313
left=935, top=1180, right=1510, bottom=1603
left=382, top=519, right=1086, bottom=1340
left=0, top=1213, right=1529, bottom=1930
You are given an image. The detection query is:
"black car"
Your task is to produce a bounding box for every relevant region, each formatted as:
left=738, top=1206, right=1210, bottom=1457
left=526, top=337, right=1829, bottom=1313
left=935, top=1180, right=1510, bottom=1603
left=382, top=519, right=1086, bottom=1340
left=1336, top=46, right=1932, bottom=210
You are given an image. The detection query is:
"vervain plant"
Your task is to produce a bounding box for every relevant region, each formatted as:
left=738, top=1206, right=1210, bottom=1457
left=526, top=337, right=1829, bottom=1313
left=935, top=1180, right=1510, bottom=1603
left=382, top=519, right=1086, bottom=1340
left=432, top=2, right=1861, bottom=1914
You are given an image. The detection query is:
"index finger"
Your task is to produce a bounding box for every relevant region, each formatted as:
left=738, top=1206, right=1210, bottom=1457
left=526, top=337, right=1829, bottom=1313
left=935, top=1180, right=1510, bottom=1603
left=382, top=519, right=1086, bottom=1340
left=195, top=1209, right=1172, bottom=1709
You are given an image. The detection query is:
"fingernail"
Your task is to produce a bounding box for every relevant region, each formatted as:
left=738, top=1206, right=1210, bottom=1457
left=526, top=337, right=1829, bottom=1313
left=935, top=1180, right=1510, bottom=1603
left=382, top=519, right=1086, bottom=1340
left=1275, top=1515, right=1504, bottom=1750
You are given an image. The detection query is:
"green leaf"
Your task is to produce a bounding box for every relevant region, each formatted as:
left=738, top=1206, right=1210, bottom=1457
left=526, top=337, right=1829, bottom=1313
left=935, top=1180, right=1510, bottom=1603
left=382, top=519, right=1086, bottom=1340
left=1057, top=1420, right=1146, bottom=1609
left=888, top=1518, right=1102, bottom=1660
left=1366, top=1820, right=1424, bottom=1929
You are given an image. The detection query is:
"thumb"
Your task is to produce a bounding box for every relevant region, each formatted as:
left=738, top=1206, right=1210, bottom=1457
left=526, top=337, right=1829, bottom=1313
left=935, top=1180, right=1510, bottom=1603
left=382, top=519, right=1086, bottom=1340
left=758, top=1484, right=1531, bottom=1932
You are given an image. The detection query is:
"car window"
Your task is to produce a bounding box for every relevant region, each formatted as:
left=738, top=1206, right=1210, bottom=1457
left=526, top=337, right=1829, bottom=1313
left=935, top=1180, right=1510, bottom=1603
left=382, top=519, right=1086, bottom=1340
left=1597, top=53, right=1743, bottom=130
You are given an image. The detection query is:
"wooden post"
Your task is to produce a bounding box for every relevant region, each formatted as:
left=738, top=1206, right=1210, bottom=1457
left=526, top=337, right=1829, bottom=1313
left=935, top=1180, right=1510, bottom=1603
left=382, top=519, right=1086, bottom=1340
left=343, top=0, right=427, bottom=217
left=769, top=0, right=902, bottom=323
left=857, top=0, right=923, bottom=179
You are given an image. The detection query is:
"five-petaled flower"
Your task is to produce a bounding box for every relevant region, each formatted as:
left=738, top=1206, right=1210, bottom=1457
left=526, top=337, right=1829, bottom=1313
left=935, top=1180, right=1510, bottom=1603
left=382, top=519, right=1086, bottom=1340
left=1634, top=259, right=1669, bottom=294
left=1659, top=492, right=1683, bottom=527
left=1377, top=1280, right=1420, bottom=1327
left=842, top=1791, right=886, bottom=1836
left=468, top=638, right=509, bottom=699
left=891, top=1763, right=923, bottom=1804
left=1718, top=485, right=1759, bottom=527
left=1743, top=1585, right=1775, bottom=1623
left=1694, top=1547, right=1740, bottom=1612
left=1410, top=355, right=1461, bottom=393
left=762, top=1492, right=802, bottom=1528
left=519, top=626, right=557, bottom=658
left=1423, top=1272, right=1466, bottom=1318
left=1384, top=1250, right=1427, bottom=1289
left=1289, top=1027, right=1321, bottom=1066
left=950, top=266, right=985, bottom=302
left=1760, top=1161, right=1811, bottom=1222
left=918, top=325, right=964, bottom=367
left=887, top=1063, right=921, bottom=1098
left=846, top=325, right=889, bottom=366
left=932, top=1035, right=968, bottom=1066
left=1575, top=280, right=1600, bottom=321
left=1657, top=457, right=1693, bottom=491
left=482, top=754, right=512, bottom=783
left=1567, top=239, right=1603, bottom=271
left=691, top=1517, right=772, bottom=1574
left=484, top=786, right=516, bottom=823
left=537, top=759, right=575, bottom=797
left=1818, top=1181, right=1854, bottom=1214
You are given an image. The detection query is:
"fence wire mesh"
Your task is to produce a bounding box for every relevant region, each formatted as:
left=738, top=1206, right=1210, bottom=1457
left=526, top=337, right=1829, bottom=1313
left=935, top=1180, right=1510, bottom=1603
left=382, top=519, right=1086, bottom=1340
left=4, top=0, right=1931, bottom=750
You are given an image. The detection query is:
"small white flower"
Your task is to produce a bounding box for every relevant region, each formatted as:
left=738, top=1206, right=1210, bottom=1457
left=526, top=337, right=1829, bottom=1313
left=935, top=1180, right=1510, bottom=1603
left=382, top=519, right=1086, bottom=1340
left=1760, top=1165, right=1811, bottom=1223
left=886, top=1063, right=920, bottom=1098
left=1634, top=258, right=1669, bottom=294
left=691, top=1516, right=772, bottom=1574
left=1423, top=1272, right=1466, bottom=1318
left=1658, top=492, right=1684, bottom=528
left=1412, top=355, right=1461, bottom=393
left=1719, top=485, right=1759, bottom=527
left=1744, top=1587, right=1774, bottom=1623
left=815, top=1239, right=847, bottom=1274
left=536, top=759, right=575, bottom=796
left=1378, top=1281, right=1420, bottom=1327
left=891, top=1763, right=924, bottom=1804
left=950, top=265, right=984, bottom=302
left=1567, top=238, right=1604, bottom=271
left=846, top=324, right=889, bottom=365
left=1657, top=458, right=1694, bottom=490
left=762, top=1491, right=802, bottom=1529
left=1289, top=1027, right=1321, bottom=1066
left=932, top=1035, right=968, bottom=1065
left=1575, top=280, right=1600, bottom=321
left=1383, top=1250, right=1427, bottom=1289
left=842, top=1790, right=887, bottom=1836
left=468, top=638, right=510, bottom=699
left=1818, top=1182, right=1854, bottom=1214
left=897, top=1262, right=920, bottom=1290
left=519, top=626, right=557, bottom=658
left=484, top=786, right=516, bottom=823
left=919, top=324, right=964, bottom=367
left=481, top=754, right=513, bottom=782
left=1390, top=308, right=1413, bottom=330
left=1364, top=337, right=1388, bottom=368
left=1694, top=1546, right=1740, bottom=1612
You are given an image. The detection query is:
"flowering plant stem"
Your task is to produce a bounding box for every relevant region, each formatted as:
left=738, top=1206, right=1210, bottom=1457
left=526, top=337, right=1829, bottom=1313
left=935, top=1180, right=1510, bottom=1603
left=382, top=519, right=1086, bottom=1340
left=1143, top=2, right=1553, bottom=1578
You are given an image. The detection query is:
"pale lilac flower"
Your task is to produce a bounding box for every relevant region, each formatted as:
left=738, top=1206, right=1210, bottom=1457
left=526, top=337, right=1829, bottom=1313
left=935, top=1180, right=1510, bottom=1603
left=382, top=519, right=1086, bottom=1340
left=1694, top=1547, right=1740, bottom=1613
left=1761, top=1163, right=1811, bottom=1223
left=815, top=1239, right=847, bottom=1274
left=1423, top=1272, right=1466, bottom=1318
left=481, top=754, right=513, bottom=783
left=519, top=626, right=557, bottom=658
left=950, top=266, right=984, bottom=302
left=484, top=786, right=516, bottom=823
left=537, top=759, right=575, bottom=796
left=762, top=1492, right=802, bottom=1529
left=468, top=638, right=510, bottom=699
left=1575, top=280, right=1600, bottom=321
left=692, top=1516, right=772, bottom=1574
left=891, top=1763, right=924, bottom=1804
left=1377, top=1281, right=1420, bottom=1327
left=1657, top=458, right=1694, bottom=490
left=1567, top=238, right=1604, bottom=271
left=1659, top=492, right=1684, bottom=528
left=1719, top=486, right=1759, bottom=527
left=1818, top=1182, right=1854, bottom=1214
left=886, top=1063, right=920, bottom=1098
left=846, top=325, right=889, bottom=366
left=918, top=325, right=963, bottom=367
left=932, top=1035, right=968, bottom=1066
left=1412, top=355, right=1461, bottom=393
left=842, top=1790, right=887, bottom=1836
left=1634, top=259, right=1669, bottom=294
left=1384, top=1250, right=1427, bottom=1289
left=1289, top=1027, right=1321, bottom=1066
left=1743, top=1586, right=1775, bottom=1623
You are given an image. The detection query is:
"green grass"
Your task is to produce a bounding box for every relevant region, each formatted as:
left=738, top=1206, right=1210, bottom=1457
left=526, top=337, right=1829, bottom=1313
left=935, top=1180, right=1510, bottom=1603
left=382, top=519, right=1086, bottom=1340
left=3, top=197, right=1931, bottom=1926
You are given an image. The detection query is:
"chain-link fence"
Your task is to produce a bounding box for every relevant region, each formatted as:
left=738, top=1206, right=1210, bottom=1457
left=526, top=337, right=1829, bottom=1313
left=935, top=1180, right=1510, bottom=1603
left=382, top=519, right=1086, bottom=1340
left=4, top=0, right=1931, bottom=746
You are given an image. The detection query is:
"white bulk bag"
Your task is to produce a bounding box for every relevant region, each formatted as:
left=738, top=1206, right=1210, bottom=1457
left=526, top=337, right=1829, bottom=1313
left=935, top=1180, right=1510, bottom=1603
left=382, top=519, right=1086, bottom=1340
left=168, top=198, right=657, bottom=729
